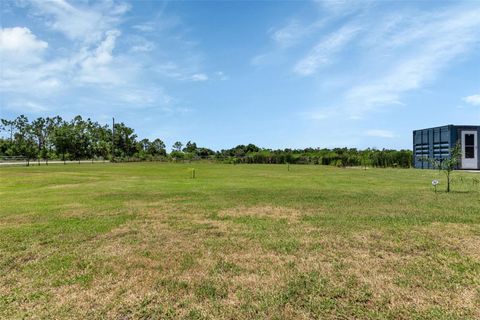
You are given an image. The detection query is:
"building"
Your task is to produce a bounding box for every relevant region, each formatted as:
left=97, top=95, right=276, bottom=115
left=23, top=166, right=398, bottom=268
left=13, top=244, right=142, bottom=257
left=413, top=125, right=479, bottom=170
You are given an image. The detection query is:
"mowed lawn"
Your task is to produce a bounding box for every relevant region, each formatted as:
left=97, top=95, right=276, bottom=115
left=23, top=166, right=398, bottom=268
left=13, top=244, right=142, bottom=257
left=1, top=163, right=479, bottom=319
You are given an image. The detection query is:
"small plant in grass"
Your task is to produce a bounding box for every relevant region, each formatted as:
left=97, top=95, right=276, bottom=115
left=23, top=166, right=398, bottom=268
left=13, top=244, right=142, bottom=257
left=450, top=176, right=480, bottom=191
left=195, top=281, right=227, bottom=300
left=469, top=177, right=479, bottom=188
left=427, top=143, right=461, bottom=193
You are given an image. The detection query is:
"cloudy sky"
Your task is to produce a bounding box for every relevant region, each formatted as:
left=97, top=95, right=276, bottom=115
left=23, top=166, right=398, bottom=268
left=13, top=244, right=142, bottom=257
left=1, top=0, right=479, bottom=150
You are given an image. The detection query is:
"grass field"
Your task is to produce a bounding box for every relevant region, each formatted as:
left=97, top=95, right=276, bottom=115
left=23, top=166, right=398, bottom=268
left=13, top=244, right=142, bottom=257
left=1, top=163, right=479, bottom=319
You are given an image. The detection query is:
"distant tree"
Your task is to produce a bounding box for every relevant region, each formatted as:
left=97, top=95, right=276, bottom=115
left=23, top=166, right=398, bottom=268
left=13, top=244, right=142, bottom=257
left=183, top=141, right=197, bottom=153
left=44, top=116, right=63, bottom=163
left=113, top=122, right=137, bottom=158
left=31, top=117, right=48, bottom=163
left=15, top=135, right=37, bottom=166
left=52, top=122, right=73, bottom=163
left=148, top=138, right=166, bottom=156
left=361, top=148, right=373, bottom=170
left=70, top=116, right=91, bottom=162
left=0, top=139, right=13, bottom=156
left=195, top=147, right=215, bottom=158
left=10, top=115, right=37, bottom=165
left=0, top=114, right=415, bottom=168
left=87, top=120, right=107, bottom=160
left=96, top=140, right=111, bottom=160
left=233, top=145, right=246, bottom=158
left=245, top=144, right=260, bottom=153
left=172, top=141, right=183, bottom=152
left=138, top=138, right=150, bottom=151
left=1, top=118, right=15, bottom=141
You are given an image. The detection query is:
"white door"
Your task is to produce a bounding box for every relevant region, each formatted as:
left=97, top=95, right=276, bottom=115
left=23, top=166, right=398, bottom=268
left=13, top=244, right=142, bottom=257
left=461, top=131, right=477, bottom=169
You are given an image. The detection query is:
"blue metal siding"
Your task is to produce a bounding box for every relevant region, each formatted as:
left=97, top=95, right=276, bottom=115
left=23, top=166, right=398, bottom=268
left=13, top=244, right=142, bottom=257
left=413, top=128, right=437, bottom=169
left=413, top=125, right=480, bottom=169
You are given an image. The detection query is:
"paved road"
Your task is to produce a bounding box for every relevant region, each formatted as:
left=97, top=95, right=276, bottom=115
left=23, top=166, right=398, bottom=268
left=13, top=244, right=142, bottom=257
left=0, top=160, right=110, bottom=166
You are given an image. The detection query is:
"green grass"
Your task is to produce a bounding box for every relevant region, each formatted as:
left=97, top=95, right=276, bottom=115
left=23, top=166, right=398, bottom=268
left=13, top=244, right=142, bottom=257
left=1, top=162, right=479, bottom=319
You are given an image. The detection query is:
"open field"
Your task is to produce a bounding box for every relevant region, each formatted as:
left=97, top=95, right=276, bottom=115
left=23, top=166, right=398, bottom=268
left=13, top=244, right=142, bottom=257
left=1, top=163, right=479, bottom=319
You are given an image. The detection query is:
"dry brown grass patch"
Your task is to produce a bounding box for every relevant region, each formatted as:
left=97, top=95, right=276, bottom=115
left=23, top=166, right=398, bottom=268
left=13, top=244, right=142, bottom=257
left=417, top=222, right=480, bottom=260
left=218, top=205, right=307, bottom=221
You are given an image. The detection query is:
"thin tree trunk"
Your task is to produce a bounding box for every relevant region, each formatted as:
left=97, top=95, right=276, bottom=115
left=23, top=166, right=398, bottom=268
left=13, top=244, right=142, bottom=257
left=447, top=172, right=451, bottom=192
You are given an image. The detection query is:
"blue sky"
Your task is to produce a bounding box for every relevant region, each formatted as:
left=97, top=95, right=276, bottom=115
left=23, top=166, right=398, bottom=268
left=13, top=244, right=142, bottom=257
left=1, top=0, right=479, bottom=150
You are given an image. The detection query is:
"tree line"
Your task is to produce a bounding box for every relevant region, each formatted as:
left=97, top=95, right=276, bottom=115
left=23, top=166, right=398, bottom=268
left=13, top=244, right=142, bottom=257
left=0, top=115, right=412, bottom=168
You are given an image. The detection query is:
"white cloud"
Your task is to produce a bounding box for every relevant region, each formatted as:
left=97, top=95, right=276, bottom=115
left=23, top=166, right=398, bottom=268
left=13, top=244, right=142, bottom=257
left=133, top=23, right=155, bottom=32
left=253, top=16, right=327, bottom=67
left=0, top=27, right=48, bottom=64
left=191, top=73, right=208, bottom=81
left=0, top=12, right=133, bottom=104
left=317, top=0, right=372, bottom=15
left=0, top=26, right=47, bottom=52
left=0, top=27, right=63, bottom=95
left=260, top=3, right=480, bottom=122
left=131, top=42, right=154, bottom=53
left=365, top=129, right=395, bottom=138
left=293, top=25, right=360, bottom=76
left=75, top=30, right=122, bottom=83
left=271, top=20, right=304, bottom=47
left=112, top=87, right=173, bottom=107
left=83, top=30, right=120, bottom=66
left=270, top=19, right=326, bottom=48
left=1, top=1, right=133, bottom=93
left=153, top=63, right=209, bottom=82
left=301, top=109, right=338, bottom=121
left=463, top=94, right=480, bottom=106
left=0, top=4, right=209, bottom=119
left=252, top=0, right=368, bottom=68
left=215, top=71, right=228, bottom=81
left=154, top=62, right=184, bottom=79
left=132, top=12, right=181, bottom=33
left=29, top=0, right=129, bottom=44
left=251, top=53, right=269, bottom=66
left=342, top=7, right=480, bottom=118
left=1, top=0, right=209, bottom=120
left=6, top=100, right=48, bottom=113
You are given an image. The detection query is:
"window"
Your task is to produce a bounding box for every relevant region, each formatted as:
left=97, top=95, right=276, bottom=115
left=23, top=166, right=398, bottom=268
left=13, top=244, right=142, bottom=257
left=465, top=134, right=475, bottom=159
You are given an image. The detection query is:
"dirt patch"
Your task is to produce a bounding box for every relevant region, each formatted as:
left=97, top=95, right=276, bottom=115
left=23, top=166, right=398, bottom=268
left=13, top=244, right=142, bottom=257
left=47, top=183, right=84, bottom=189
left=311, top=229, right=480, bottom=315
left=5, top=200, right=479, bottom=318
left=417, top=222, right=480, bottom=260
left=218, top=205, right=308, bottom=221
